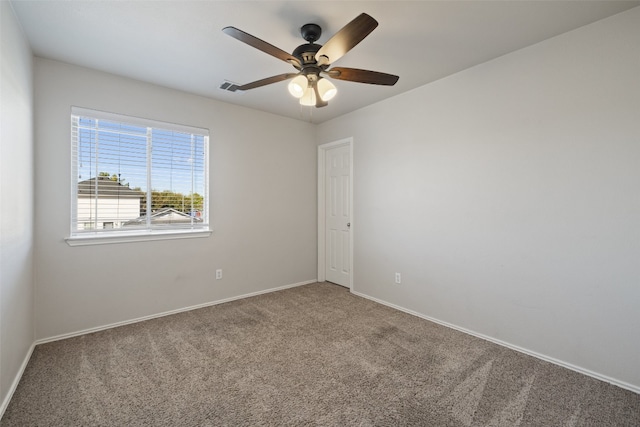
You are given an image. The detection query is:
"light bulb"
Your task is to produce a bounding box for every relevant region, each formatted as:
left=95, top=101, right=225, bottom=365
left=317, top=78, right=337, bottom=101
left=299, top=87, right=316, bottom=106
left=288, top=75, right=308, bottom=98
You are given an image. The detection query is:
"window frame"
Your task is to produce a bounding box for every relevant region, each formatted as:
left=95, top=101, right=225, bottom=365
left=66, top=107, right=211, bottom=246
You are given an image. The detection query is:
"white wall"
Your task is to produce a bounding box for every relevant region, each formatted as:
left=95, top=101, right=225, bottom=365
left=317, top=7, right=640, bottom=390
left=0, top=0, right=35, bottom=413
left=34, top=58, right=317, bottom=340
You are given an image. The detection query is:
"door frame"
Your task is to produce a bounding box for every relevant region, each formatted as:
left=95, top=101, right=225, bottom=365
left=317, top=137, right=354, bottom=290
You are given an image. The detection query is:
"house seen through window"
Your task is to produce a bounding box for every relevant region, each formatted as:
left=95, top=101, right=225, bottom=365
left=70, top=107, right=209, bottom=239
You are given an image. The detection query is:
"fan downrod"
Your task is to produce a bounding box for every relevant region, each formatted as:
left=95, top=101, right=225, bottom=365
left=300, top=23, right=321, bottom=43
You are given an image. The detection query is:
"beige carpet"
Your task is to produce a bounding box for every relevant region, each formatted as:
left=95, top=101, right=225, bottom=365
left=2, top=282, right=639, bottom=426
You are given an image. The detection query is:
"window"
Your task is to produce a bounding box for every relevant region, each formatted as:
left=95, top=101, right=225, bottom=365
left=68, top=107, right=210, bottom=245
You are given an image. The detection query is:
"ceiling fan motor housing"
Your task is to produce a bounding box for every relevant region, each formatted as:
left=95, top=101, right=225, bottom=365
left=300, top=23, right=321, bottom=43
left=293, top=23, right=325, bottom=66
left=293, top=42, right=321, bottom=65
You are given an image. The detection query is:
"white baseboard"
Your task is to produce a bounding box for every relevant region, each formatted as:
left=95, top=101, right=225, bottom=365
left=36, top=279, right=316, bottom=345
left=0, top=342, right=35, bottom=419
left=13, top=279, right=635, bottom=421
left=351, top=290, right=640, bottom=395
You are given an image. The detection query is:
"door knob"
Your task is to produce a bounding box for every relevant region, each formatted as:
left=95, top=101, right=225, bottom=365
left=347, top=223, right=351, bottom=227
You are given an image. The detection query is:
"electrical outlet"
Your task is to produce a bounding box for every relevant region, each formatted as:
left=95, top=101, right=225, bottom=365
left=216, top=269, right=223, bottom=280
left=395, top=272, right=401, bottom=284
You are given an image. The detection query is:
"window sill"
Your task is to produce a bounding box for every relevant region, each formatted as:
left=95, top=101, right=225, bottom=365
left=65, top=229, right=212, bottom=246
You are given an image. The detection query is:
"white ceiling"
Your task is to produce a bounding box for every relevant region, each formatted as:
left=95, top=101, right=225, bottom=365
left=10, top=1, right=639, bottom=123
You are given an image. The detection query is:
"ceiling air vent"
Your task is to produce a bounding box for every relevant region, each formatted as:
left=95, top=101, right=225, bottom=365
left=219, top=80, right=239, bottom=92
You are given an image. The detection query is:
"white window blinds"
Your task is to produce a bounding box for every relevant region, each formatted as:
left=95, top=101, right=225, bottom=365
left=70, top=107, right=209, bottom=238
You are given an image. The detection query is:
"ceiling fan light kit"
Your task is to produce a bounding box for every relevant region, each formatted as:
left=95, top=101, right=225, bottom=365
left=299, top=87, right=317, bottom=106
left=289, top=75, right=336, bottom=104
left=288, top=75, right=308, bottom=98
left=222, top=13, right=399, bottom=108
left=317, top=78, right=337, bottom=101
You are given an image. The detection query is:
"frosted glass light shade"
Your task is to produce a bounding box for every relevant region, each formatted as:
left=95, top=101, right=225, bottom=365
left=288, top=75, right=308, bottom=98
left=317, top=78, right=337, bottom=101
left=299, top=87, right=316, bottom=106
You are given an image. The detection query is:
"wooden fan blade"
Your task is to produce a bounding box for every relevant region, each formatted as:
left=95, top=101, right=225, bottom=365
left=235, top=73, right=299, bottom=91
left=326, top=67, right=399, bottom=85
left=315, top=13, right=378, bottom=66
left=223, top=27, right=302, bottom=69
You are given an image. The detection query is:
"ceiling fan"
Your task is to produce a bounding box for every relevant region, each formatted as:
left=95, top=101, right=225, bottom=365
left=222, top=13, right=399, bottom=108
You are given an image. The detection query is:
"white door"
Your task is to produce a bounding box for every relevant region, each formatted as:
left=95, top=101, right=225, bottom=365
left=325, top=144, right=351, bottom=287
